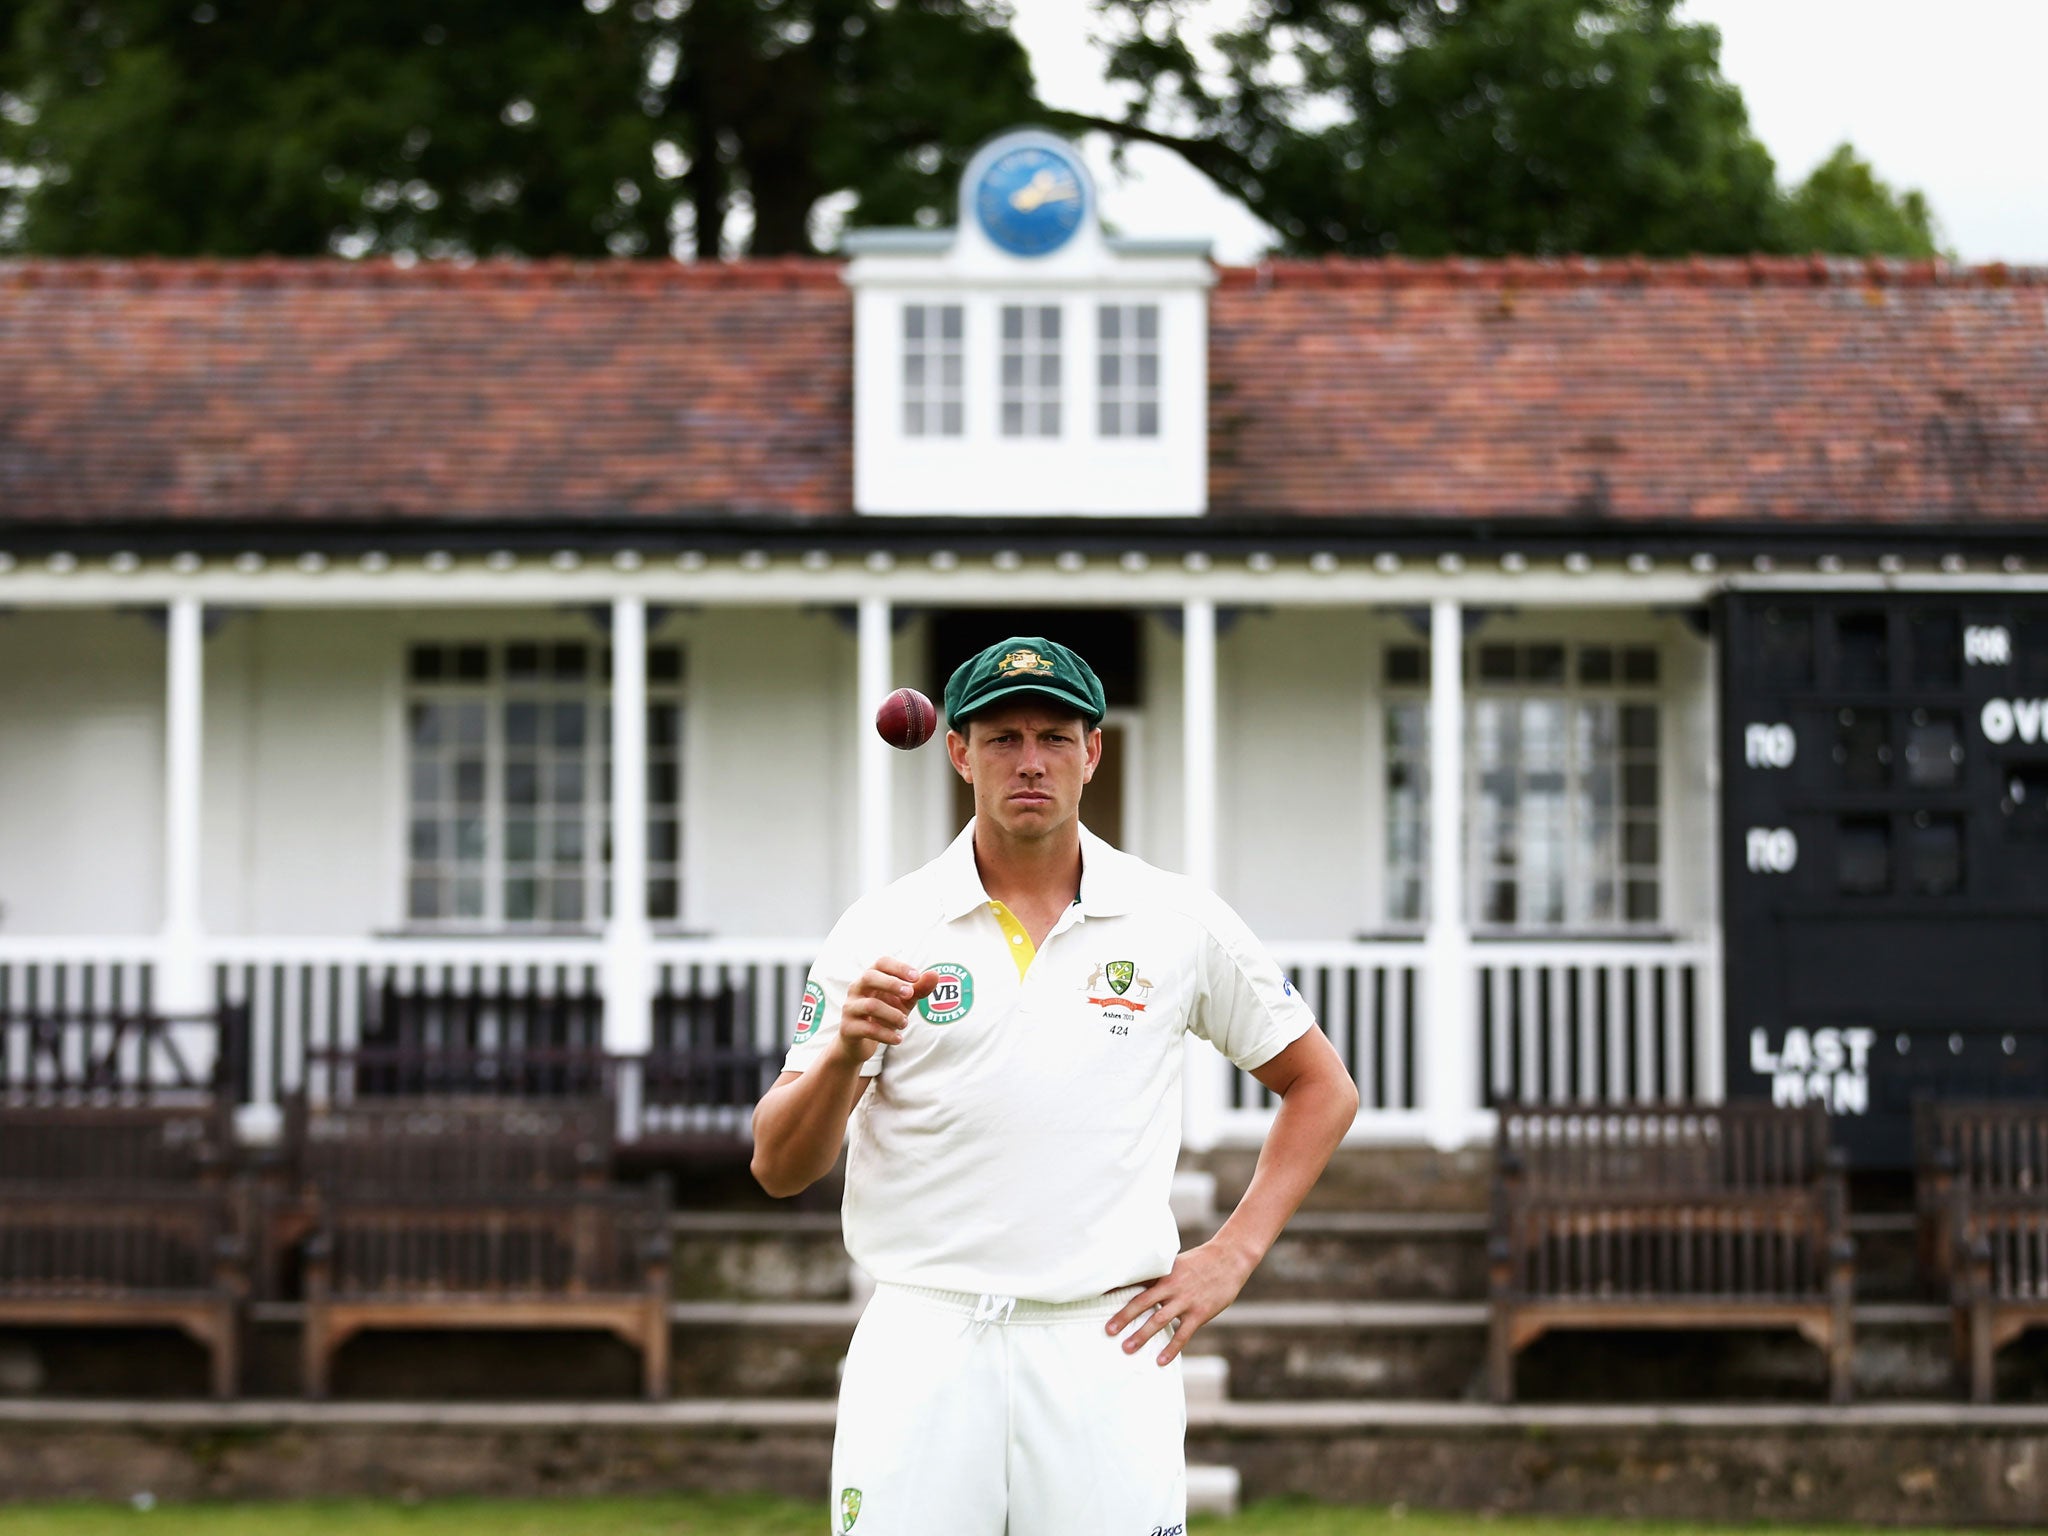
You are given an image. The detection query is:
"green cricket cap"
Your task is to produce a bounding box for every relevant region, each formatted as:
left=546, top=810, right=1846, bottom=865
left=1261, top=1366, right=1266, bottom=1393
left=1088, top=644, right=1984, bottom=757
left=944, top=636, right=1106, bottom=730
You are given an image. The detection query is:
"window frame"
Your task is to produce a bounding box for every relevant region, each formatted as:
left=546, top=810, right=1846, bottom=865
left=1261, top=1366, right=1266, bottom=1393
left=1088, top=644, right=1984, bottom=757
left=1096, top=302, right=1161, bottom=438
left=1379, top=638, right=1668, bottom=937
left=900, top=302, right=965, bottom=439
left=401, top=639, right=687, bottom=934
left=999, top=302, right=1063, bottom=438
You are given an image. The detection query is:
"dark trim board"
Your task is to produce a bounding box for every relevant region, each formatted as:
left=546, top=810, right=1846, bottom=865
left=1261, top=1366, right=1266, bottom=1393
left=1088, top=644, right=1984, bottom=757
left=4, top=513, right=2048, bottom=562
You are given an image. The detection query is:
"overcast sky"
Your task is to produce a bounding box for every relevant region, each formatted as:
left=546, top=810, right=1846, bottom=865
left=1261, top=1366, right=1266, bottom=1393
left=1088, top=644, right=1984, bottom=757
left=1007, top=0, right=2048, bottom=266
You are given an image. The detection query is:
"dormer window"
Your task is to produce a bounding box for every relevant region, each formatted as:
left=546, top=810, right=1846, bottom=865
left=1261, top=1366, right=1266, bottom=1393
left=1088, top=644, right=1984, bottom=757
left=1000, top=304, right=1062, bottom=437
left=1098, top=304, right=1160, bottom=438
left=846, top=127, right=1210, bottom=516
left=902, top=304, right=964, bottom=438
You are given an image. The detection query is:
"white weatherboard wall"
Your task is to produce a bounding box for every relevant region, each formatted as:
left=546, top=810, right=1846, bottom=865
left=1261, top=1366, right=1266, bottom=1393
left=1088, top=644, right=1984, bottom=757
left=1216, top=610, right=1378, bottom=941
left=1136, top=611, right=1187, bottom=874
left=202, top=610, right=402, bottom=936
left=680, top=607, right=856, bottom=937
left=0, top=611, right=164, bottom=935
left=0, top=606, right=859, bottom=943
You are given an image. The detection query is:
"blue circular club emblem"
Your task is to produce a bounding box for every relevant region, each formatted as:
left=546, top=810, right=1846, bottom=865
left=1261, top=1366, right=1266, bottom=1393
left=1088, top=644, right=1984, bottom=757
left=974, top=141, right=1088, bottom=257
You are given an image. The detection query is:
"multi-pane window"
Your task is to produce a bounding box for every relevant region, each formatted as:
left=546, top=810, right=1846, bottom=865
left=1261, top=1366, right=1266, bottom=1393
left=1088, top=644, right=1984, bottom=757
left=1000, top=304, right=1061, bottom=437
left=1097, top=304, right=1160, bottom=437
left=1383, top=641, right=1662, bottom=930
left=902, top=304, right=964, bottom=437
left=406, top=641, right=686, bottom=929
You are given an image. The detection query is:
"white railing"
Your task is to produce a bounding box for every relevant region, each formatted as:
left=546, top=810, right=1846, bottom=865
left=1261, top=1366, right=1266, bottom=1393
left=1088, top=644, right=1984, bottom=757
left=0, top=938, right=174, bottom=1095
left=0, top=935, right=1721, bottom=1144
left=1214, top=942, right=1431, bottom=1143
left=647, top=938, right=819, bottom=1141
left=0, top=938, right=159, bottom=1015
left=1472, top=940, right=1720, bottom=1109
left=206, top=937, right=608, bottom=1117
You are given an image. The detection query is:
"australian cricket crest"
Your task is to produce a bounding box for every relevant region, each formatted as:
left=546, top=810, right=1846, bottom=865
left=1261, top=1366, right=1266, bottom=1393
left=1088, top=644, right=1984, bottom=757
left=918, top=963, right=974, bottom=1025
left=840, top=1487, right=863, bottom=1531
left=1085, top=960, right=1154, bottom=1023
left=998, top=647, right=1055, bottom=678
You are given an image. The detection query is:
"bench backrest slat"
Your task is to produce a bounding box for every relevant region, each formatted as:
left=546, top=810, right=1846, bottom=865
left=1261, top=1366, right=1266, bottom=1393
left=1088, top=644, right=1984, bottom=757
left=1494, top=1102, right=1840, bottom=1303
left=290, top=1095, right=614, bottom=1195
left=0, top=1105, right=229, bottom=1187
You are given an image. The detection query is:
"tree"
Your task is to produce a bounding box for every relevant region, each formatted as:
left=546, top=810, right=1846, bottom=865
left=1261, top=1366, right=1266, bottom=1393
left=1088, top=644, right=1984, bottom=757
left=0, top=0, right=1039, bottom=258
left=1078, top=0, right=1936, bottom=258
left=1776, top=143, right=1938, bottom=258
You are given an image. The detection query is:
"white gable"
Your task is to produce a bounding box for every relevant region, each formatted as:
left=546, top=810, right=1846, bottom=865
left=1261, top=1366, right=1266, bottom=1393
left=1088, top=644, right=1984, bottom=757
left=843, top=128, right=1213, bottom=517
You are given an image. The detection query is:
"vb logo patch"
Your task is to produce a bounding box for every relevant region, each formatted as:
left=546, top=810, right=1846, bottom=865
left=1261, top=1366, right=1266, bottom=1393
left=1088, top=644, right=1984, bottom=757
left=918, top=963, right=974, bottom=1025
left=793, top=981, right=827, bottom=1045
left=840, top=1487, right=862, bottom=1532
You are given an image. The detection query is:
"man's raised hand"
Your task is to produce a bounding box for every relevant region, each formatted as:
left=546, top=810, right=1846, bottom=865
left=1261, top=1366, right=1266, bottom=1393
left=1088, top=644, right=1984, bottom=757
left=834, top=957, right=938, bottom=1063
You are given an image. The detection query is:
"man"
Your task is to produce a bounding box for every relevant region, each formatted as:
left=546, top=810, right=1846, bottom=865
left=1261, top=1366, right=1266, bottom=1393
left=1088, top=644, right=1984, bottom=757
left=752, top=636, right=1359, bottom=1536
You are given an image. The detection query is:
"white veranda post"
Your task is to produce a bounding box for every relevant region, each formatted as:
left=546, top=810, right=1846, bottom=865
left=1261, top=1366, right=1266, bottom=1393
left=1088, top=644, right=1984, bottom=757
left=1423, top=597, right=1481, bottom=1148
left=605, top=595, right=653, bottom=1057
left=159, top=595, right=207, bottom=1015
left=1179, top=597, right=1227, bottom=1151
left=857, top=597, right=895, bottom=893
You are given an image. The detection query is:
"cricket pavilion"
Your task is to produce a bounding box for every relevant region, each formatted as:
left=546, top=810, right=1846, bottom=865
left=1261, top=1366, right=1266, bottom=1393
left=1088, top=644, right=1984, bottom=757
left=3, top=129, right=2048, bottom=1516
left=6, top=129, right=2047, bottom=1160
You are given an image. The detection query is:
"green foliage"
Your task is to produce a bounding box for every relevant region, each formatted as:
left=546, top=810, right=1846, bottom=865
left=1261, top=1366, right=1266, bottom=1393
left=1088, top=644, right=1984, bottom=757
left=0, top=0, right=1940, bottom=260
left=1083, top=0, right=1938, bottom=258
left=0, top=0, right=1039, bottom=257
left=1776, top=142, right=1940, bottom=257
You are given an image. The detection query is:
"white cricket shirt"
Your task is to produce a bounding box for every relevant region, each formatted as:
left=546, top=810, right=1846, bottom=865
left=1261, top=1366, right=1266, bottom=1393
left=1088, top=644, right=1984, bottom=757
left=783, top=821, right=1315, bottom=1302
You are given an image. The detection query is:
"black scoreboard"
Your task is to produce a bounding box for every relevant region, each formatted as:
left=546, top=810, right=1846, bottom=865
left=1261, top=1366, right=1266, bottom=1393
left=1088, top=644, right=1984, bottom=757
left=1721, top=593, right=2048, bottom=1166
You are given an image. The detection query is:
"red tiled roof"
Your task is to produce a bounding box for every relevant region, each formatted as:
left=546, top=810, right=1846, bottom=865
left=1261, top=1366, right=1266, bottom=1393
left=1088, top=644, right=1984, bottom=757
left=2, top=255, right=2044, bottom=528
left=1210, top=256, right=2048, bottom=524
left=0, top=258, right=851, bottom=522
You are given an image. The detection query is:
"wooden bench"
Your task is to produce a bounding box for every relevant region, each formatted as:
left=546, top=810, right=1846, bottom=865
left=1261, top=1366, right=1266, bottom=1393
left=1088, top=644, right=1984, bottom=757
left=281, top=1089, right=670, bottom=1398
left=1488, top=1102, right=1854, bottom=1403
left=1917, top=1100, right=2048, bottom=1401
left=302, top=1178, right=671, bottom=1400
left=0, top=1007, right=249, bottom=1397
left=257, top=1086, right=615, bottom=1294
left=0, top=1101, right=245, bottom=1398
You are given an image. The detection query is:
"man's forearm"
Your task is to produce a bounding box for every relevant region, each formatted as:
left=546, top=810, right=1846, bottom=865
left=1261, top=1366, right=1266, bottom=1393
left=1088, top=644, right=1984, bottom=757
left=750, top=1056, right=870, bottom=1197
left=1207, top=1065, right=1358, bottom=1272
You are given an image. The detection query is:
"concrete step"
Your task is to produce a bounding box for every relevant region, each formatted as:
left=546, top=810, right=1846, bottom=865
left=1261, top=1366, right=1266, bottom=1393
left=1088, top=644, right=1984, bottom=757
left=671, top=1207, right=1932, bottom=1305
left=1181, top=1353, right=1229, bottom=1407
left=1186, top=1461, right=1241, bottom=1518
left=671, top=1211, right=851, bottom=1302
left=660, top=1298, right=2039, bottom=1404
left=6, top=1396, right=2048, bottom=1524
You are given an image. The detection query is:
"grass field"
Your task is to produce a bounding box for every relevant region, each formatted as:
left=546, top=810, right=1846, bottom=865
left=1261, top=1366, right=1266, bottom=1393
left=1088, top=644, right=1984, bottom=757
left=0, top=1498, right=2001, bottom=1536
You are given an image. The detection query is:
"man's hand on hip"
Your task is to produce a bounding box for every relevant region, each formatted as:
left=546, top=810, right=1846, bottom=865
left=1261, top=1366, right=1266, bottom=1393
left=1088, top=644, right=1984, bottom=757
left=1106, top=1238, right=1257, bottom=1366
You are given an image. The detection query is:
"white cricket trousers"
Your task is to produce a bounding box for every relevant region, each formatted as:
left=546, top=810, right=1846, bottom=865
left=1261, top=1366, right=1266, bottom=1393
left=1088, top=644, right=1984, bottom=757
left=831, top=1281, right=1187, bottom=1536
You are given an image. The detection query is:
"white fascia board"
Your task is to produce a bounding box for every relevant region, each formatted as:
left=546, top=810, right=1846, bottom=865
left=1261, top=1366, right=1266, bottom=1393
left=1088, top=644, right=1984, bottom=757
left=844, top=251, right=1214, bottom=291
left=0, top=560, right=1725, bottom=609
left=837, top=228, right=956, bottom=257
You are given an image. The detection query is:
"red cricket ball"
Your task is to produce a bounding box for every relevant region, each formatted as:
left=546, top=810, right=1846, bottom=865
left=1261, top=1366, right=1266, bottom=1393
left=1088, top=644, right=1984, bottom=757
left=875, top=687, right=938, bottom=750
